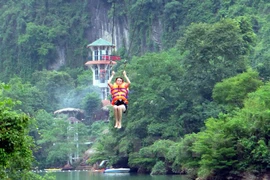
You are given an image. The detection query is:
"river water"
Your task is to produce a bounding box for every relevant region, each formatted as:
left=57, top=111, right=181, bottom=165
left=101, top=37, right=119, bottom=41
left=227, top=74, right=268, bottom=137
left=43, top=171, right=190, bottom=180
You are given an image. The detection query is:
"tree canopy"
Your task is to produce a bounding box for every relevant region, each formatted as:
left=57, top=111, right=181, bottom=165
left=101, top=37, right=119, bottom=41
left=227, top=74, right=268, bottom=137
left=0, top=83, right=35, bottom=179
left=1, top=0, right=270, bottom=179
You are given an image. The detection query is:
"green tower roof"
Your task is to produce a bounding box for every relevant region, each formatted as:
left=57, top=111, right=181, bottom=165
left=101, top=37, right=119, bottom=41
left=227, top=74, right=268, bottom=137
left=87, top=38, right=113, bottom=47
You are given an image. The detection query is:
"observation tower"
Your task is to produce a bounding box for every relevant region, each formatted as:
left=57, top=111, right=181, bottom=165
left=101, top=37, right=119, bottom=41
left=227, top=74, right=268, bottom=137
left=85, top=38, right=121, bottom=103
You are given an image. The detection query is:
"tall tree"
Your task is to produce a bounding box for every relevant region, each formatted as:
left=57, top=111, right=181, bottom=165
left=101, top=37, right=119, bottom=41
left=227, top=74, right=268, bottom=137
left=31, top=70, right=75, bottom=112
left=178, top=17, right=256, bottom=100
left=0, top=83, right=35, bottom=179
left=3, top=77, right=47, bottom=115
left=36, top=110, right=89, bottom=168
left=212, top=70, right=263, bottom=109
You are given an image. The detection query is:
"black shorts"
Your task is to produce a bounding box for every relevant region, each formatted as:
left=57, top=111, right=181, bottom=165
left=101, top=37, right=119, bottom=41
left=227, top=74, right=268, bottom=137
left=114, top=100, right=128, bottom=113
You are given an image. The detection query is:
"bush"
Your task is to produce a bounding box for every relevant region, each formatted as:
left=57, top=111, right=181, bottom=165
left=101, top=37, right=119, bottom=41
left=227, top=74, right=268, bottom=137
left=151, top=161, right=166, bottom=175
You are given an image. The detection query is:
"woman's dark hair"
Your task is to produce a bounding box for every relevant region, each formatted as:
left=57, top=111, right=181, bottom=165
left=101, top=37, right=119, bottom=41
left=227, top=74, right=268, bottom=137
left=115, top=77, right=124, bottom=82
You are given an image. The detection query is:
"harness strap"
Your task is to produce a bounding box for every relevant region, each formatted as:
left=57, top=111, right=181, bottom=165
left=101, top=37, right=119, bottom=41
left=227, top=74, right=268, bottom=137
left=112, top=96, right=128, bottom=105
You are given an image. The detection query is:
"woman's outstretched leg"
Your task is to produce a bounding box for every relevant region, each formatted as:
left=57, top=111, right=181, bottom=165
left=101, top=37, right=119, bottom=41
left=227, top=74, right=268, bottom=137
left=113, top=106, right=119, bottom=128
left=117, top=105, right=126, bottom=129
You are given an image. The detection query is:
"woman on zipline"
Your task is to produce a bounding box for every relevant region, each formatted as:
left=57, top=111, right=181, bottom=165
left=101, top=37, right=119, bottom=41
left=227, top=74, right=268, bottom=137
left=108, top=70, right=130, bottom=129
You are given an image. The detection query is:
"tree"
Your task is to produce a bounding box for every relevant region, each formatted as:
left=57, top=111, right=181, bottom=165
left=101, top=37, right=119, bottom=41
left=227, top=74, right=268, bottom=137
left=192, top=117, right=238, bottom=179
left=167, top=17, right=257, bottom=134
left=0, top=83, right=35, bottom=179
left=178, top=17, right=256, bottom=100
left=81, top=92, right=102, bottom=123
left=237, top=82, right=270, bottom=172
left=35, top=110, right=89, bottom=168
left=178, top=82, right=270, bottom=179
left=88, top=49, right=187, bottom=171
left=31, top=70, right=75, bottom=112
left=212, top=70, right=263, bottom=109
left=130, top=139, right=175, bottom=174
left=3, top=77, right=48, bottom=115
left=18, top=22, right=57, bottom=71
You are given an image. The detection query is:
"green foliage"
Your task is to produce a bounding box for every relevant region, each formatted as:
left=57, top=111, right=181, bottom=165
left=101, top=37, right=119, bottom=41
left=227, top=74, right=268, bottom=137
left=0, top=83, right=35, bottom=179
left=0, top=68, right=98, bottom=169
left=3, top=77, right=47, bottom=115
left=237, top=83, right=270, bottom=171
left=21, top=172, right=56, bottom=180
left=89, top=26, right=258, bottom=172
left=76, top=69, right=93, bottom=87
left=35, top=111, right=89, bottom=168
left=213, top=70, right=263, bottom=109
left=2, top=0, right=270, bottom=178
left=140, top=140, right=175, bottom=159
left=178, top=17, right=256, bottom=100
left=81, top=92, right=102, bottom=122
left=126, top=0, right=165, bottom=54
left=193, top=117, right=238, bottom=178
left=230, top=83, right=270, bottom=173
left=128, top=152, right=156, bottom=173
left=0, top=0, right=90, bottom=81
left=174, top=82, right=270, bottom=179
left=151, top=161, right=166, bottom=175
left=167, top=133, right=199, bottom=173
left=162, top=0, right=184, bottom=48
left=125, top=49, right=184, bottom=140
left=88, top=121, right=108, bottom=138
left=31, top=70, right=75, bottom=112
left=84, top=121, right=109, bottom=165
left=129, top=139, right=175, bottom=173
left=87, top=132, right=119, bottom=165
left=37, top=115, right=70, bottom=167
left=18, top=22, right=57, bottom=66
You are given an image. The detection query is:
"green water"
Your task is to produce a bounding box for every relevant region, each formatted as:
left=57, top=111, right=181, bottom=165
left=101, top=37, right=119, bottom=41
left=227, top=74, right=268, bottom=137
left=46, top=171, right=190, bottom=180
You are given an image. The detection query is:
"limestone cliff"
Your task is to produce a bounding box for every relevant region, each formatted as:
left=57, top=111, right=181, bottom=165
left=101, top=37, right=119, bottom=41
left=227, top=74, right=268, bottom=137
left=85, top=0, right=129, bottom=50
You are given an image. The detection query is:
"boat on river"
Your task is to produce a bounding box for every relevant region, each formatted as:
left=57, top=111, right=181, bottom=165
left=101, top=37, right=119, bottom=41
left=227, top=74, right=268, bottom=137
left=104, top=168, right=130, bottom=173
left=44, top=168, right=62, bottom=172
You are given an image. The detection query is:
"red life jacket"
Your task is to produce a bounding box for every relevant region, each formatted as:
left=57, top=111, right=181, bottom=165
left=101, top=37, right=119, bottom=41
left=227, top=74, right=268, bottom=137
left=110, top=83, right=129, bottom=105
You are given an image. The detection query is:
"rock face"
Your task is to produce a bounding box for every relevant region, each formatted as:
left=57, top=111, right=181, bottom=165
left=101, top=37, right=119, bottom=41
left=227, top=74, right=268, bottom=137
left=83, top=0, right=163, bottom=51
left=85, top=0, right=129, bottom=50
left=51, top=0, right=164, bottom=69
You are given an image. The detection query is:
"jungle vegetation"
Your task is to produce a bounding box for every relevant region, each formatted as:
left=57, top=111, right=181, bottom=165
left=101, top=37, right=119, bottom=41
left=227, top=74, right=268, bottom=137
left=1, top=0, right=270, bottom=179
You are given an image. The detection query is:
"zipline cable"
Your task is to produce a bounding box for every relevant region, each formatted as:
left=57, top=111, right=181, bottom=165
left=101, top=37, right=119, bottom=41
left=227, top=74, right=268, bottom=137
left=109, top=0, right=116, bottom=72
left=111, top=0, right=116, bottom=47
left=110, top=0, right=145, bottom=71
left=124, top=0, right=145, bottom=65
